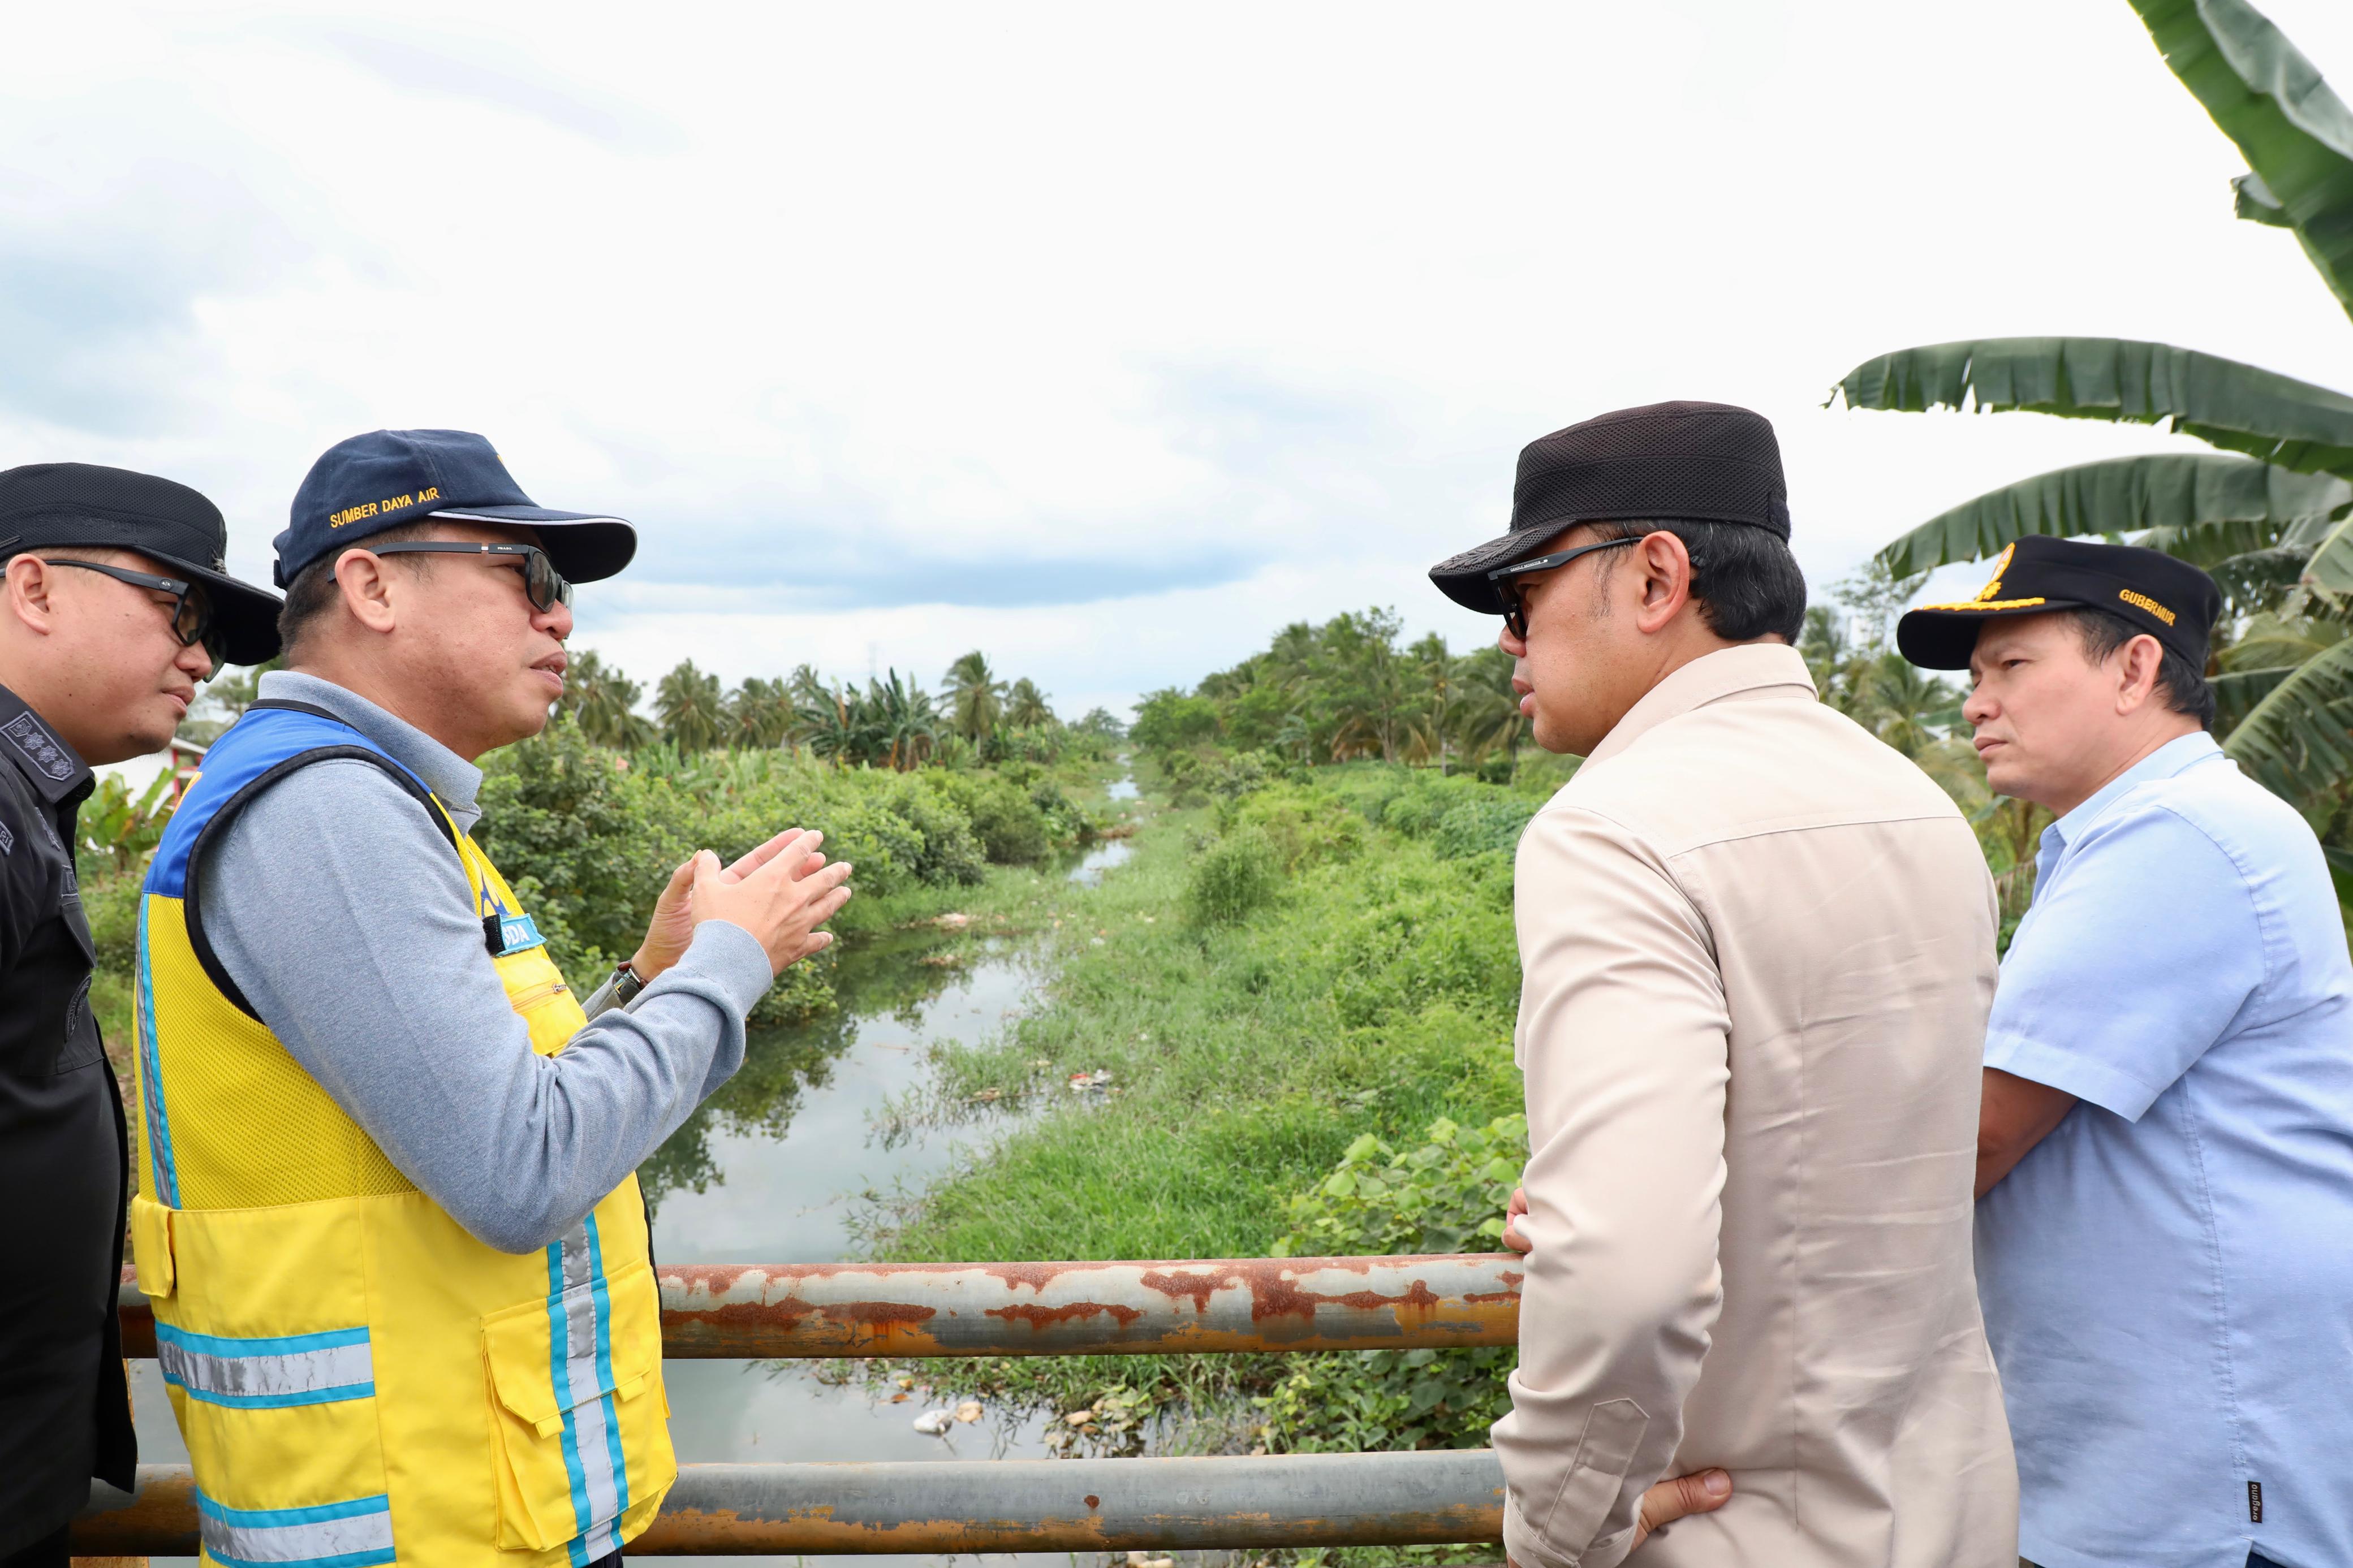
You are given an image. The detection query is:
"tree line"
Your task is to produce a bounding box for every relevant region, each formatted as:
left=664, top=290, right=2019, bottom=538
left=550, top=649, right=1123, bottom=769
left=1131, top=610, right=1526, bottom=776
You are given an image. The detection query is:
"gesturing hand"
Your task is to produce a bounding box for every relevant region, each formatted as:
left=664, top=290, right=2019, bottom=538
left=687, top=829, right=854, bottom=976
left=630, top=830, right=835, bottom=983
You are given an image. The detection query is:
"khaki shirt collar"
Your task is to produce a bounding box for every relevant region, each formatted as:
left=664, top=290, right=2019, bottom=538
left=1583, top=642, right=1817, bottom=766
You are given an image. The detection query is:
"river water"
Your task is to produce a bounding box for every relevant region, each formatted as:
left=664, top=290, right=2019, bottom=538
left=128, top=820, right=1138, bottom=1566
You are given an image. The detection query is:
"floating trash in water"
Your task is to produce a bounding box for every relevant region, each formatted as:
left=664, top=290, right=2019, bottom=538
left=969, top=1087, right=1002, bottom=1104
left=932, top=912, right=972, bottom=929
left=912, top=1409, right=954, bottom=1436
left=1065, top=1409, right=1096, bottom=1426
left=955, top=1399, right=985, bottom=1423
left=1067, top=1070, right=1114, bottom=1095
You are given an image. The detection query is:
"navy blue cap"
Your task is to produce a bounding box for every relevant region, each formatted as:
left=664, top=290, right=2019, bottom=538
left=276, top=430, right=637, bottom=589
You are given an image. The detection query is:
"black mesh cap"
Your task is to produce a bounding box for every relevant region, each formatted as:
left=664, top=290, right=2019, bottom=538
left=1429, top=400, right=1792, bottom=615
left=0, top=462, right=283, bottom=665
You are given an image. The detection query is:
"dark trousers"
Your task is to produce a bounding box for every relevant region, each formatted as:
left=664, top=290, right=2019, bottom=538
left=0, top=1524, right=67, bottom=1568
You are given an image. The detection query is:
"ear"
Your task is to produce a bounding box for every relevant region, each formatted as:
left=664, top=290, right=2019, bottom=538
left=2114, top=633, right=2167, bottom=715
left=1631, top=530, right=1696, bottom=635
left=2, top=556, right=64, bottom=638
left=332, top=549, right=402, bottom=636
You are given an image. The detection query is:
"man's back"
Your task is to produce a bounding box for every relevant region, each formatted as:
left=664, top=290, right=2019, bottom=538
left=1503, top=645, right=2015, bottom=1568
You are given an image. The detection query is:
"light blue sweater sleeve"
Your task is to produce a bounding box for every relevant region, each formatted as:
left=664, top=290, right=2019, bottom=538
left=196, top=757, right=772, bottom=1252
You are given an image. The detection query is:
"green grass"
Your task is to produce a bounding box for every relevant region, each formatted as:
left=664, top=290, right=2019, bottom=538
left=875, top=804, right=1522, bottom=1263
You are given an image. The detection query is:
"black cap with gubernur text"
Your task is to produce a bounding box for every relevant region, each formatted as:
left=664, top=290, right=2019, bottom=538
left=1895, top=534, right=2221, bottom=671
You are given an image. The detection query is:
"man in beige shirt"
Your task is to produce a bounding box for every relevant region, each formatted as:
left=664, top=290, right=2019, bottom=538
left=1430, top=401, right=2016, bottom=1568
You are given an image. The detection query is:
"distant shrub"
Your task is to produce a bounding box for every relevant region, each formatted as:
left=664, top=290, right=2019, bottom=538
left=1430, top=796, right=1537, bottom=861
left=1223, top=784, right=1364, bottom=874
left=934, top=772, right=1051, bottom=865
left=1183, top=828, right=1283, bottom=927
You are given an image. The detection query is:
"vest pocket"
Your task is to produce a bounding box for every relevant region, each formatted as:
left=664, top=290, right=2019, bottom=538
left=482, top=1252, right=672, bottom=1552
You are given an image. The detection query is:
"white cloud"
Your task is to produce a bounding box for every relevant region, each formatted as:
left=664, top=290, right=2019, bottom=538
left=5, top=0, right=2352, bottom=710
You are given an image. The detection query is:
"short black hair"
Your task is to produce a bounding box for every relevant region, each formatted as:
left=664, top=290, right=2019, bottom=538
left=1585, top=518, right=1808, bottom=643
left=2067, top=606, right=2216, bottom=730
left=277, top=521, right=438, bottom=660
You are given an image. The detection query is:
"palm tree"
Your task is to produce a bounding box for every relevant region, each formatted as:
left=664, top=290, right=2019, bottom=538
left=1005, top=677, right=1054, bottom=729
left=729, top=677, right=792, bottom=749
left=1831, top=0, right=2353, bottom=817
left=656, top=659, right=727, bottom=753
left=562, top=649, right=655, bottom=749
left=941, top=651, right=1006, bottom=743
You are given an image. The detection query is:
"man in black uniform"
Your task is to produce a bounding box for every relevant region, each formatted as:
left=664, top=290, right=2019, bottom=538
left=0, top=464, right=279, bottom=1565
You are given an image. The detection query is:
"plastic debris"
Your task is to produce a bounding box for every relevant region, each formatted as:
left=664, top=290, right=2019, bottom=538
left=933, top=912, right=972, bottom=929
left=1067, top=1070, right=1114, bottom=1095
left=912, top=1409, right=954, bottom=1436
left=955, top=1399, right=985, bottom=1423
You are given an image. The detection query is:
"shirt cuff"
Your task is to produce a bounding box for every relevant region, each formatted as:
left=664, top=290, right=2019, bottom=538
left=658, top=921, right=773, bottom=1018
left=1984, top=1030, right=2162, bottom=1122
left=1503, top=1491, right=1635, bottom=1568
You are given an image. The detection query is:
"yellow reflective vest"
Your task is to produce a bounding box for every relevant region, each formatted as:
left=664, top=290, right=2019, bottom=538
left=130, top=701, right=675, bottom=1566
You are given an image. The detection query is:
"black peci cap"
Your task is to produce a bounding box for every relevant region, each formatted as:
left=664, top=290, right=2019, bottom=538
left=1896, top=534, right=2222, bottom=671
left=0, top=463, right=283, bottom=666
left=1430, top=400, right=1791, bottom=615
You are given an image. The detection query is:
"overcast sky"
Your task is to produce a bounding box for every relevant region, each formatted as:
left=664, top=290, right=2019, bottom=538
left=8, top=1, right=2353, bottom=720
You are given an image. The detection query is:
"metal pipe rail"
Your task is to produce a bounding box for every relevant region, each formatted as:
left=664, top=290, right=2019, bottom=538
left=76, top=1453, right=1508, bottom=1555
left=117, top=1253, right=1524, bottom=1359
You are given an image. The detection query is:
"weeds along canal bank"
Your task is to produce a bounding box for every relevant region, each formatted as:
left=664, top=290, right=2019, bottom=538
left=847, top=753, right=1556, bottom=1515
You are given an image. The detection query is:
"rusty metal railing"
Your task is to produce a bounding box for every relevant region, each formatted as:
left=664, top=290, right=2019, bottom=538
left=90, top=1254, right=1523, bottom=1554
left=115, top=1253, right=1524, bottom=1359
left=80, top=1452, right=1509, bottom=1555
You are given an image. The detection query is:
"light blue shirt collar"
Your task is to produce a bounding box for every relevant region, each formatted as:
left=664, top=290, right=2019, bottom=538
left=2041, top=730, right=2221, bottom=861
left=253, top=669, right=484, bottom=830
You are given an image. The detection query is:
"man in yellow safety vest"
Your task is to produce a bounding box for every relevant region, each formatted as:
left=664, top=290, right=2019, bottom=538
left=132, top=429, right=851, bottom=1566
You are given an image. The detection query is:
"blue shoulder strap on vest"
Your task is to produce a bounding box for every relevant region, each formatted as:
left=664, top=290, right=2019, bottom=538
left=148, top=700, right=463, bottom=1018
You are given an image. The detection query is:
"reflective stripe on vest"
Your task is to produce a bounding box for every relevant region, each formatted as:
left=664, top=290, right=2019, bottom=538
left=156, top=1323, right=374, bottom=1410
left=197, top=1489, right=395, bottom=1568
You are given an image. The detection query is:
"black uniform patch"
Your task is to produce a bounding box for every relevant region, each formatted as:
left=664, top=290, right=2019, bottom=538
left=1, top=711, right=74, bottom=781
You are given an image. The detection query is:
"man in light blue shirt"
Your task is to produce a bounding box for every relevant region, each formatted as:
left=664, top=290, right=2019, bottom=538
left=1899, top=534, right=2353, bottom=1568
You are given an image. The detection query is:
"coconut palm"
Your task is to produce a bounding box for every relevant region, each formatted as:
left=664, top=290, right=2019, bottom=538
left=1005, top=677, right=1054, bottom=729
left=728, top=677, right=792, bottom=749
left=656, top=659, right=727, bottom=753
left=1831, top=0, right=2353, bottom=816
left=563, top=649, right=655, bottom=749
left=941, top=651, right=1006, bottom=743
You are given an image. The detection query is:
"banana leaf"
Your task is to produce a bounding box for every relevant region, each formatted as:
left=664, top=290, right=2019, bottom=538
left=1834, top=338, right=2353, bottom=478
left=2223, top=636, right=2353, bottom=805
left=2131, top=0, right=2353, bottom=316
left=1874, top=451, right=2352, bottom=576
left=2235, top=171, right=2296, bottom=227
left=2213, top=664, right=2298, bottom=735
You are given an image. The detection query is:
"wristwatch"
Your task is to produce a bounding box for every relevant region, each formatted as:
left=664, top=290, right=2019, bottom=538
left=611, top=960, right=645, bottom=1008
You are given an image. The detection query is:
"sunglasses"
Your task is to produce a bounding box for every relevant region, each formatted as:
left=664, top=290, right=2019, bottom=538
left=1486, top=535, right=1637, bottom=640
left=42, top=559, right=227, bottom=668
left=369, top=541, right=574, bottom=611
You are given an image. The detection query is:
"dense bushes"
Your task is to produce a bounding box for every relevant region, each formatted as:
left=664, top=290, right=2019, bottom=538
left=1257, top=1115, right=1527, bottom=1455
left=468, top=722, right=1102, bottom=1021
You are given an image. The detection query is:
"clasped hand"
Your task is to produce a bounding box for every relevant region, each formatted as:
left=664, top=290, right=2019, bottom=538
left=629, top=828, right=855, bottom=982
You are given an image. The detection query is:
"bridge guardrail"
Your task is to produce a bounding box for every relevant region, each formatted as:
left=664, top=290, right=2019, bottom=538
left=85, top=1253, right=1524, bottom=1554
